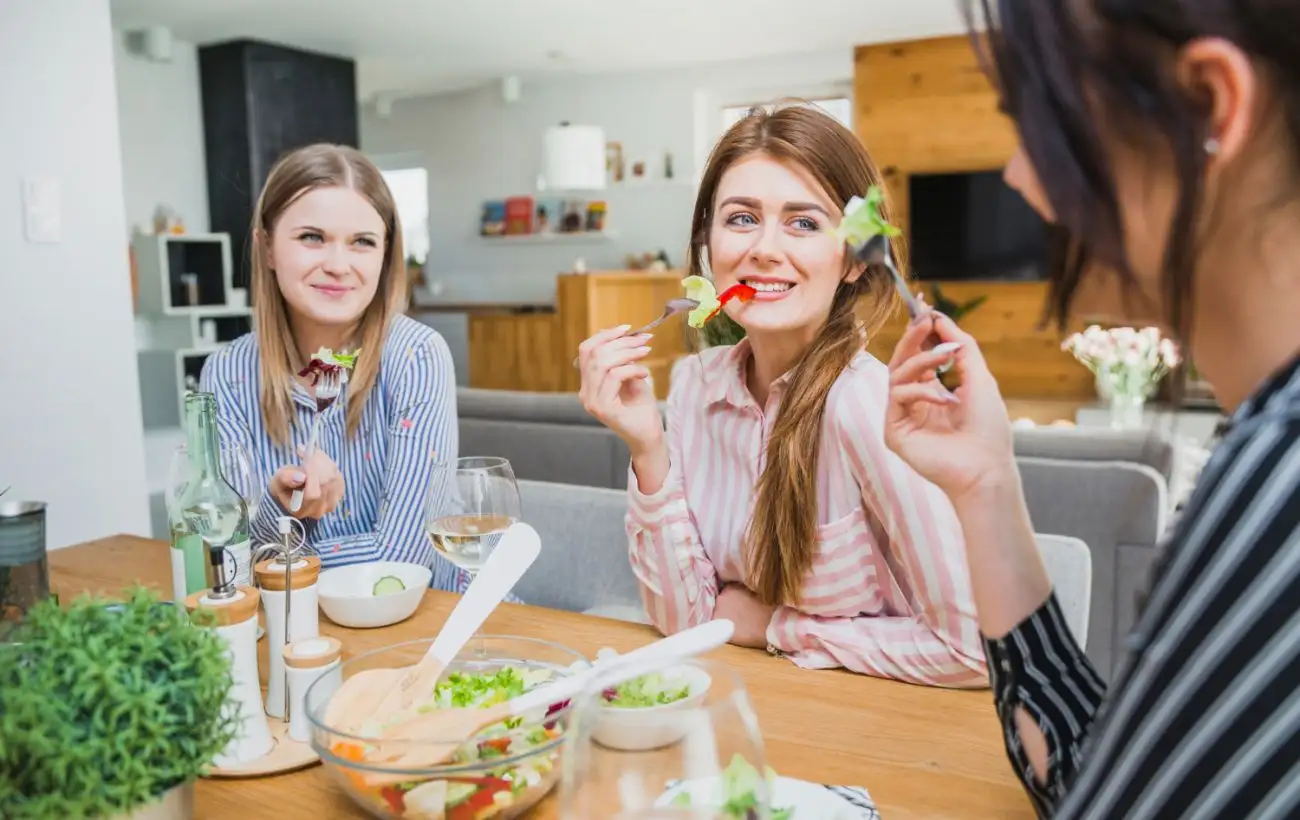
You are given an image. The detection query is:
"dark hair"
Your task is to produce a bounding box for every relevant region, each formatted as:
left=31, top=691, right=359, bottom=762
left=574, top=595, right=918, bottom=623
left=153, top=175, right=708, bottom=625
left=685, top=104, right=903, bottom=606
left=966, top=1, right=1300, bottom=340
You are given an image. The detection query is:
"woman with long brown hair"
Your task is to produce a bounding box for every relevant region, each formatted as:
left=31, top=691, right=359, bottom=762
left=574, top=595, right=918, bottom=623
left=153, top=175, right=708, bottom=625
left=577, top=105, right=987, bottom=687
left=200, top=143, right=466, bottom=590
left=886, top=1, right=1300, bottom=815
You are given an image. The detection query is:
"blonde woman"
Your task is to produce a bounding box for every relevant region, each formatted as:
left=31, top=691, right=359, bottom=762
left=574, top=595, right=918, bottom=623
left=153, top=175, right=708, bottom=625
left=200, top=144, right=465, bottom=590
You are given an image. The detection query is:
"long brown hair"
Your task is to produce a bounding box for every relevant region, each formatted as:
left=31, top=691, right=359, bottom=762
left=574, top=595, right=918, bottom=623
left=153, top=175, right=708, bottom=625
left=251, top=143, right=408, bottom=446
left=685, top=104, right=903, bottom=606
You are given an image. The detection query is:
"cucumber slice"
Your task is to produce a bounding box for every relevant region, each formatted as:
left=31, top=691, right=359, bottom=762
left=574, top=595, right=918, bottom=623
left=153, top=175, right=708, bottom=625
left=372, top=575, right=406, bottom=596
left=445, top=781, right=478, bottom=806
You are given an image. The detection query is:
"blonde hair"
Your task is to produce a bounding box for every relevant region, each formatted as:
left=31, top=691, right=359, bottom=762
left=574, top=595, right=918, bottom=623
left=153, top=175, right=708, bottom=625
left=685, top=104, right=903, bottom=607
left=250, top=143, right=408, bottom=446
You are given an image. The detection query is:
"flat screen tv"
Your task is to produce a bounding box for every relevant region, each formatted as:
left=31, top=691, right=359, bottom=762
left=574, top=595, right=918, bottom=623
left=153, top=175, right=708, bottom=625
left=906, top=170, right=1050, bottom=282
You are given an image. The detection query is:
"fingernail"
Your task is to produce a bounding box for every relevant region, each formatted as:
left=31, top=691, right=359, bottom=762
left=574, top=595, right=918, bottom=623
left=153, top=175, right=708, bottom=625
left=291, top=471, right=306, bottom=484
left=636, top=346, right=652, bottom=353
left=616, top=324, right=631, bottom=332
left=943, top=391, right=961, bottom=403
left=932, top=342, right=963, bottom=356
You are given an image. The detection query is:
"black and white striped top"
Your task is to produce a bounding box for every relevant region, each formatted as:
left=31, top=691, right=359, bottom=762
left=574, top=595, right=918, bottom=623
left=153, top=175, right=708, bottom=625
left=986, top=354, right=1300, bottom=818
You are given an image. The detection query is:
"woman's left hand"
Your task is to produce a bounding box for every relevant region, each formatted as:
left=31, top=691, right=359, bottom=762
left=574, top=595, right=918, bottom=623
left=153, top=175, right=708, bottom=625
left=713, top=584, right=777, bottom=648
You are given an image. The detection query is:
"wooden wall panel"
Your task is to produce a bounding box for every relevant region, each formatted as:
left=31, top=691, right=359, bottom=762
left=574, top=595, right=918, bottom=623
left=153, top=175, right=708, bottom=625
left=854, top=35, right=1092, bottom=400
left=862, top=282, right=1094, bottom=399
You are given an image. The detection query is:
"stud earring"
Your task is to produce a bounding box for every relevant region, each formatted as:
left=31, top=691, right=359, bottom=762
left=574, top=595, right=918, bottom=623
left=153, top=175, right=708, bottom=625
left=1204, top=137, right=1221, bottom=156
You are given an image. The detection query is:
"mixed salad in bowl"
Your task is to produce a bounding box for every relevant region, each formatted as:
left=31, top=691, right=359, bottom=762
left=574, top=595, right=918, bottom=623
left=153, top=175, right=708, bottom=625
left=316, top=650, right=585, bottom=820
left=601, top=669, right=693, bottom=709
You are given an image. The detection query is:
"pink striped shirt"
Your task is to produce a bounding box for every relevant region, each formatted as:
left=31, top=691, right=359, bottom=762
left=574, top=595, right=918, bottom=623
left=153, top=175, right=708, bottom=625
left=626, top=340, right=988, bottom=688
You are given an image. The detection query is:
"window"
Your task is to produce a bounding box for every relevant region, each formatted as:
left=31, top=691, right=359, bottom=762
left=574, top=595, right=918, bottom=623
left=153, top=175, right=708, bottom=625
left=379, top=167, right=429, bottom=264
left=722, top=96, right=852, bottom=130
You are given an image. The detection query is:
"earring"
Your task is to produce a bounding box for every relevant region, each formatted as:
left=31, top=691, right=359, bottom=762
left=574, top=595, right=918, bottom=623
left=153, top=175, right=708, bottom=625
left=1204, top=137, right=1221, bottom=156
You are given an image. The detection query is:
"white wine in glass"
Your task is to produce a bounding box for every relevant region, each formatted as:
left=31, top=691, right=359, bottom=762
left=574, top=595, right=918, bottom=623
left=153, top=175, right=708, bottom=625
left=425, top=457, right=521, bottom=577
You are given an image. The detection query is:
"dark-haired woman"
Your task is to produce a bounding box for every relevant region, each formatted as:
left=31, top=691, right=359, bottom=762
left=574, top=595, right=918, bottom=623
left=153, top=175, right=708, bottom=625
left=887, top=2, right=1300, bottom=816
left=576, top=105, right=987, bottom=688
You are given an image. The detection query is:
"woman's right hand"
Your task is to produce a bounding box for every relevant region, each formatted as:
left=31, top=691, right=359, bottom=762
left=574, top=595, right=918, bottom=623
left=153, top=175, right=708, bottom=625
left=577, top=326, right=664, bottom=455
left=883, top=311, right=1017, bottom=503
left=269, top=446, right=344, bottom=520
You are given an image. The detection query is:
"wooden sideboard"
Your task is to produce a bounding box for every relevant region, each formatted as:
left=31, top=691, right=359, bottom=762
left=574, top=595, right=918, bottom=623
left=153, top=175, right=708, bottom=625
left=417, top=271, right=691, bottom=400
left=554, top=271, right=690, bottom=398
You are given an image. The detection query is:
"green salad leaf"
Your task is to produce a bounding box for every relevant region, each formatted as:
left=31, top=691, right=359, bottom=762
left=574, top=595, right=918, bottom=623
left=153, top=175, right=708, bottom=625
left=603, top=671, right=692, bottom=708
left=670, top=755, right=793, bottom=819
left=832, top=184, right=901, bottom=250
left=427, top=666, right=553, bottom=710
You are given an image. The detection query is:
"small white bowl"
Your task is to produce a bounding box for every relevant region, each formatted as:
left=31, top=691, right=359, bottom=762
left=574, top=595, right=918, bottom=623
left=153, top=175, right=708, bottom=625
left=317, top=561, right=432, bottom=629
left=591, top=664, right=712, bottom=751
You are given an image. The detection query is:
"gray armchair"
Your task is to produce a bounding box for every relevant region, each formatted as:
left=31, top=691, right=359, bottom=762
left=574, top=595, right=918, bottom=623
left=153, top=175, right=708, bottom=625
left=513, top=478, right=644, bottom=618
left=1017, top=456, right=1169, bottom=679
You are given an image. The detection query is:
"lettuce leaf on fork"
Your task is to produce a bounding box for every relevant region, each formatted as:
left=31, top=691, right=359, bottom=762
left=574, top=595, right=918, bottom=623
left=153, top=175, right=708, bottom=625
left=832, top=184, right=901, bottom=249
left=681, top=276, right=723, bottom=328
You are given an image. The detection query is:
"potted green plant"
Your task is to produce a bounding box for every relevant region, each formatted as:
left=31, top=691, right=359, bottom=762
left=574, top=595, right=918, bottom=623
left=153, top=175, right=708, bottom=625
left=0, top=587, right=236, bottom=819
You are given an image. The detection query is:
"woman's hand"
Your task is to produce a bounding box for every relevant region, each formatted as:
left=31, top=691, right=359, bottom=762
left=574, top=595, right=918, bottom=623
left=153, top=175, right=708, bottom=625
left=270, top=446, right=345, bottom=520
left=577, top=326, right=664, bottom=456
left=884, top=311, right=1017, bottom=503
left=713, top=584, right=777, bottom=648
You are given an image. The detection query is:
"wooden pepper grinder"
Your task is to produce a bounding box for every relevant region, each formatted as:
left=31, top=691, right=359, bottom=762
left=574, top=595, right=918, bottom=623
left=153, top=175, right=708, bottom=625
left=185, top=583, right=273, bottom=766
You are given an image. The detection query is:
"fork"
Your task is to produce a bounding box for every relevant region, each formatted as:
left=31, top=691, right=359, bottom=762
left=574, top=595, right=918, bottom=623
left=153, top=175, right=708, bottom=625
left=856, top=234, right=953, bottom=376
left=571, top=297, right=699, bottom=369
left=289, top=368, right=344, bottom=513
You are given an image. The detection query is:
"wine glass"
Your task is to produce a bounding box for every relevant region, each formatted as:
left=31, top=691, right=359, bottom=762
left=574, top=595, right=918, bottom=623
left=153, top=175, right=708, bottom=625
left=559, top=658, right=776, bottom=819
left=167, top=442, right=262, bottom=522
left=424, top=456, right=522, bottom=579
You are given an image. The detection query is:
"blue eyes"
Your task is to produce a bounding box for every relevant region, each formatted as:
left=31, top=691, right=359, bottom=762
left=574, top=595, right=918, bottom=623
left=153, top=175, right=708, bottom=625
left=722, top=213, right=820, bottom=232
left=295, top=232, right=378, bottom=248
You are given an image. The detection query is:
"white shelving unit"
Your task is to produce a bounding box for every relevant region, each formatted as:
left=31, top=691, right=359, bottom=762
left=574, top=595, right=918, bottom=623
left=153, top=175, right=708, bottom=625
left=132, top=232, right=252, bottom=430
left=476, top=230, right=618, bottom=245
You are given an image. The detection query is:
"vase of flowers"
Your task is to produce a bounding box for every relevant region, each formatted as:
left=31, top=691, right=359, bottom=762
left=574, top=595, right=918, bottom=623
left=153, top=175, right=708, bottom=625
left=0, top=587, right=236, bottom=819
left=1062, top=325, right=1182, bottom=429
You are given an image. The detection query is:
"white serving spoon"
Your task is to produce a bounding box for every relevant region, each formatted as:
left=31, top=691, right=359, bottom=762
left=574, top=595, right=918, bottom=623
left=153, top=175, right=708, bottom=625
left=323, top=522, right=541, bottom=732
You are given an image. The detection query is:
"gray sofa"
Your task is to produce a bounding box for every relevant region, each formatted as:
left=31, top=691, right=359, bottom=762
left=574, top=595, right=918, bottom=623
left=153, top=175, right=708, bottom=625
left=458, top=387, right=1181, bottom=490
left=458, top=386, right=1180, bottom=679
left=457, top=387, right=653, bottom=490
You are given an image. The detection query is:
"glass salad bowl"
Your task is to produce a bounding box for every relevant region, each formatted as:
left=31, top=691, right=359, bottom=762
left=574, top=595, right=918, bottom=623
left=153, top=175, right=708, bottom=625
left=306, top=635, right=589, bottom=820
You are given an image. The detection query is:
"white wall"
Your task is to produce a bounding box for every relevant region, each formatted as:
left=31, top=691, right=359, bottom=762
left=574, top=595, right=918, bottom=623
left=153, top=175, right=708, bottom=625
left=113, top=29, right=209, bottom=234
left=361, top=50, right=852, bottom=305
left=0, top=0, right=150, bottom=549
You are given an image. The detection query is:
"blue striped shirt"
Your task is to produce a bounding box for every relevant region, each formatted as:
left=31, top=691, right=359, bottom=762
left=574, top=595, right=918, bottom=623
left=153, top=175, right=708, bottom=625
left=199, top=314, right=467, bottom=591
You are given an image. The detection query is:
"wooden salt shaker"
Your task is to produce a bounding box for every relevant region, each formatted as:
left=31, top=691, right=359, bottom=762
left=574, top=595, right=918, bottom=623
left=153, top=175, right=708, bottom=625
left=283, top=636, right=344, bottom=743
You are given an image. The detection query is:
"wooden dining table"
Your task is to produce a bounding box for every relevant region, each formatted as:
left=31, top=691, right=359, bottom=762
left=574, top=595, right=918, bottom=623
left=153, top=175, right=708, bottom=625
left=49, top=535, right=1034, bottom=820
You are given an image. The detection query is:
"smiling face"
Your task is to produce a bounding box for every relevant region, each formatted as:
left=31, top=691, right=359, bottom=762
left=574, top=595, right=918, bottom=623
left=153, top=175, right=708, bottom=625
left=708, top=153, right=858, bottom=343
left=266, top=186, right=386, bottom=330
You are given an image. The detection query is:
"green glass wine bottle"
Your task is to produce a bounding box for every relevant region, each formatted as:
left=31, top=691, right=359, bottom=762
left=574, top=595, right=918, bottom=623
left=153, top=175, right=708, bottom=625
left=169, top=391, right=251, bottom=602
